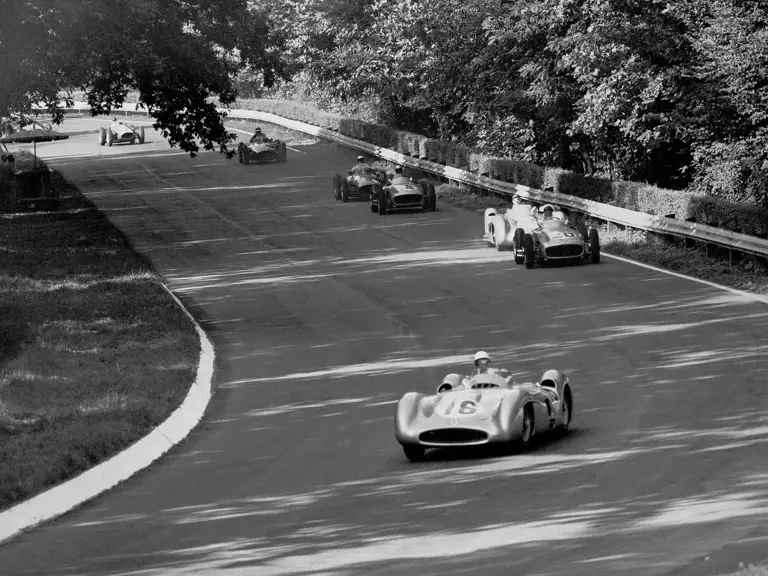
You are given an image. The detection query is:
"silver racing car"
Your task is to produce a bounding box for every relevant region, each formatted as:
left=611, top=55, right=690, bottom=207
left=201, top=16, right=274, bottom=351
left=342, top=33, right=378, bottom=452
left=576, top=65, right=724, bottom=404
left=372, top=174, right=437, bottom=215
left=98, top=118, right=146, bottom=147
left=395, top=367, right=573, bottom=461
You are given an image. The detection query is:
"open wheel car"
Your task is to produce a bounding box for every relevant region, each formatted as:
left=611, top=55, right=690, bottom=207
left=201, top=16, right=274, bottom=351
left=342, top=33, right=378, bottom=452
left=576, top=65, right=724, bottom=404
left=237, top=138, right=287, bottom=164
left=99, top=118, right=146, bottom=146
left=372, top=174, right=437, bottom=215
left=484, top=203, right=600, bottom=267
left=332, top=166, right=388, bottom=202
left=395, top=367, right=573, bottom=461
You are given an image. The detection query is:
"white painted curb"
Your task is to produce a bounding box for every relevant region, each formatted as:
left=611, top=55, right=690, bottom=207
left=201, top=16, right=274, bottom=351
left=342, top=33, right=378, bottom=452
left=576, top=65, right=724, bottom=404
left=0, top=283, right=215, bottom=545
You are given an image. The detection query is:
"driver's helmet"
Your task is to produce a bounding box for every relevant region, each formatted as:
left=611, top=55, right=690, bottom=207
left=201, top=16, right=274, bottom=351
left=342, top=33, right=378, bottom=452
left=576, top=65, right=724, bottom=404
left=112, top=117, right=118, bottom=121
left=541, top=204, right=555, bottom=218
left=553, top=209, right=566, bottom=221
left=474, top=350, right=492, bottom=368
left=394, top=166, right=403, bottom=175
left=253, top=127, right=262, bottom=135
left=357, top=155, right=365, bottom=164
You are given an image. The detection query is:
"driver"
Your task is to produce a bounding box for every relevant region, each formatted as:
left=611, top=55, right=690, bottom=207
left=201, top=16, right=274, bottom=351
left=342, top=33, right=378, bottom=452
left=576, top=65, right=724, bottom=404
left=540, top=204, right=555, bottom=220
left=473, top=350, right=492, bottom=374
left=390, top=165, right=409, bottom=185
left=250, top=127, right=270, bottom=144
left=351, top=155, right=371, bottom=174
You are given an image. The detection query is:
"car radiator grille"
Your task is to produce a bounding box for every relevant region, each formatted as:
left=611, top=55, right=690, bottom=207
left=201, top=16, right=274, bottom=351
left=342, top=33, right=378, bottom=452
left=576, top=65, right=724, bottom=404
left=419, top=429, right=489, bottom=445
left=545, top=244, right=583, bottom=258
left=357, top=185, right=372, bottom=196
left=392, top=194, right=423, bottom=207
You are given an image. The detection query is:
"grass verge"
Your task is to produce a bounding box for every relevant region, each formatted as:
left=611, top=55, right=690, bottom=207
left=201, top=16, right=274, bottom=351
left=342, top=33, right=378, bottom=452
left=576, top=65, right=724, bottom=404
left=720, top=564, right=768, bottom=576
left=0, top=150, right=200, bottom=511
left=435, top=184, right=768, bottom=296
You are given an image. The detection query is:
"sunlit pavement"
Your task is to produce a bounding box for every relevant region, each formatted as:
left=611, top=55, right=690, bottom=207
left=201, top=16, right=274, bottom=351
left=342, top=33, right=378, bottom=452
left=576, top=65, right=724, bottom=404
left=1, top=119, right=767, bottom=576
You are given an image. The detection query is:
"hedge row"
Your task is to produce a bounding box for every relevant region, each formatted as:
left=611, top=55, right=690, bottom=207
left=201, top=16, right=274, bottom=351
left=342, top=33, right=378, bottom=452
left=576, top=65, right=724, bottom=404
left=233, top=98, right=768, bottom=237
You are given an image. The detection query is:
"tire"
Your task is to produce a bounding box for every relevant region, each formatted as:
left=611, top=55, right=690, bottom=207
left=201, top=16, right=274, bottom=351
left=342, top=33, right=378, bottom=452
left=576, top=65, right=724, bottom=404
left=516, top=405, right=534, bottom=451
left=130, top=136, right=136, bottom=145
left=561, top=388, right=573, bottom=433
left=138, top=126, right=145, bottom=144
left=589, top=228, right=601, bottom=264
left=243, top=148, right=250, bottom=165
left=427, top=183, right=436, bottom=211
left=98, top=127, right=106, bottom=146
left=107, top=130, right=114, bottom=147
left=378, top=190, right=387, bottom=215
left=280, top=142, right=287, bottom=162
left=370, top=203, right=378, bottom=213
left=333, top=174, right=342, bottom=200
left=523, top=234, right=535, bottom=269
left=341, top=180, right=350, bottom=202
left=238, top=148, right=243, bottom=164
left=403, top=445, right=425, bottom=462
left=513, top=228, right=525, bottom=264
left=577, top=222, right=589, bottom=242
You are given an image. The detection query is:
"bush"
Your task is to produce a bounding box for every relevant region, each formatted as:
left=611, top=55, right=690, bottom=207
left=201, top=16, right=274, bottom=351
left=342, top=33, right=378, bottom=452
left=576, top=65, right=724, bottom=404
left=689, top=196, right=768, bottom=236
left=542, top=168, right=613, bottom=202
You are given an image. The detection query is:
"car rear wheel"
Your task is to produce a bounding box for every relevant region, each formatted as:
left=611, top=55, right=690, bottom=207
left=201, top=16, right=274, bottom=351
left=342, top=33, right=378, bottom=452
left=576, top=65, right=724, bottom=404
left=341, top=180, right=350, bottom=202
left=370, top=203, right=378, bottom=213
left=427, top=183, right=436, bottom=211
left=243, top=148, right=250, bottom=165
left=589, top=229, right=601, bottom=264
left=138, top=127, right=145, bottom=144
left=403, top=445, right=425, bottom=462
left=523, top=234, right=535, bottom=269
left=333, top=174, right=342, bottom=200
left=513, top=228, right=525, bottom=264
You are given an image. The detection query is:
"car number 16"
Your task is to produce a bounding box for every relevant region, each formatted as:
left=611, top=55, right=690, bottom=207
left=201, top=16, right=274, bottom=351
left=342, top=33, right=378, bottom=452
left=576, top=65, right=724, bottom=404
left=437, top=397, right=484, bottom=418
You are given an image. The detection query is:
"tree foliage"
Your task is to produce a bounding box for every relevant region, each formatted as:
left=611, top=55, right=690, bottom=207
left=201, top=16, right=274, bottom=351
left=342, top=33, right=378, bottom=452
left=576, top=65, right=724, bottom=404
left=265, top=0, right=768, bottom=205
left=0, top=0, right=283, bottom=156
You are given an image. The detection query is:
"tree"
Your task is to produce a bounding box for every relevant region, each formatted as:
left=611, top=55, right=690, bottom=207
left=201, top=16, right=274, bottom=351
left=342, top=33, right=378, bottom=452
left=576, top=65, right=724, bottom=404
left=0, top=0, right=283, bottom=157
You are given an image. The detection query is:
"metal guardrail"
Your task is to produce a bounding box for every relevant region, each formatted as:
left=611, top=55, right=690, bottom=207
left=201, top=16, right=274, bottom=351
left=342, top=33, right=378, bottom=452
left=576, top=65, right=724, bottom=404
left=33, top=102, right=768, bottom=258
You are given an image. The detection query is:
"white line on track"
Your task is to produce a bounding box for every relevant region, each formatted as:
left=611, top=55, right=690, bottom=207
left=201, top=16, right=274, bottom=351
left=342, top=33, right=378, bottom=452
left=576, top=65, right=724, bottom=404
left=602, top=252, right=768, bottom=305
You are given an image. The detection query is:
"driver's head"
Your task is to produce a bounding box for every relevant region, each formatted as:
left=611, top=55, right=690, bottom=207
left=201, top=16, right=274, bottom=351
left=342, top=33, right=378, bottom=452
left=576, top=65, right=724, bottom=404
left=473, top=350, right=492, bottom=368
left=253, top=127, right=262, bottom=135
left=395, top=166, right=403, bottom=175
left=541, top=204, right=554, bottom=219
left=357, top=155, right=365, bottom=164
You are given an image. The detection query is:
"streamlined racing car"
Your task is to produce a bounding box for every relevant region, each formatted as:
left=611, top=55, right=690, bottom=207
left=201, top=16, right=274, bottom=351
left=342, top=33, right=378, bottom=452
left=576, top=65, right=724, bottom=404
left=237, top=138, right=287, bottom=164
left=98, top=118, right=146, bottom=146
left=372, top=175, right=436, bottom=215
left=484, top=203, right=600, bottom=267
left=332, top=166, right=388, bottom=202
left=395, top=367, right=573, bottom=461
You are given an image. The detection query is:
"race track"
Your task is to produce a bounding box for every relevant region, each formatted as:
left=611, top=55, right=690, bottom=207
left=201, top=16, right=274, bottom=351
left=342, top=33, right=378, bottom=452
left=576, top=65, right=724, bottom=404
left=1, top=119, right=767, bottom=576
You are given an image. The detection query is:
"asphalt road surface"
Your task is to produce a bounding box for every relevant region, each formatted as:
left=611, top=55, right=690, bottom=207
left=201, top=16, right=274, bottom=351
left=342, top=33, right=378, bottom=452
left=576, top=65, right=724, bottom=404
left=2, top=119, right=767, bottom=576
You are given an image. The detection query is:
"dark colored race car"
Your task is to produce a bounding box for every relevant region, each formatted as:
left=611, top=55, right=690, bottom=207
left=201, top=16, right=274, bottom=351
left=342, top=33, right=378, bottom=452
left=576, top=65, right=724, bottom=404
left=332, top=166, right=388, bottom=202
left=98, top=118, right=146, bottom=146
left=237, top=138, right=287, bottom=164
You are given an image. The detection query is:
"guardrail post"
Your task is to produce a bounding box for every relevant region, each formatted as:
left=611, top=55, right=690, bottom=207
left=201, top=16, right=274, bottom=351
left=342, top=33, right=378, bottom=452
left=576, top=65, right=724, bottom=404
left=663, top=214, right=678, bottom=246
left=684, top=218, right=697, bottom=249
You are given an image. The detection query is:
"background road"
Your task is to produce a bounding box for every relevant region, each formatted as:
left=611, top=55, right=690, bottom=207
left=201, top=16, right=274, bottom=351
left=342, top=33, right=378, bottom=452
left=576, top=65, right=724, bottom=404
left=2, top=119, right=767, bottom=576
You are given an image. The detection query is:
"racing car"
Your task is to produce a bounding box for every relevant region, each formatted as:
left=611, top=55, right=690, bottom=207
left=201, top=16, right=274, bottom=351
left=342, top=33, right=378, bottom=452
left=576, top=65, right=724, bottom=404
left=484, top=203, right=600, bottom=267
left=332, top=167, right=387, bottom=202
left=372, top=175, right=437, bottom=215
left=237, top=138, right=287, bottom=164
left=98, top=118, right=145, bottom=146
left=395, top=367, right=573, bottom=461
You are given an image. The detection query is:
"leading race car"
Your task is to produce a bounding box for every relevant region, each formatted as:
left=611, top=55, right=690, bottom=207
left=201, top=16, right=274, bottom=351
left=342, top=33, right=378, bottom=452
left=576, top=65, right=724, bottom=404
left=484, top=202, right=600, bottom=267
left=238, top=138, right=287, bottom=164
left=98, top=118, right=146, bottom=147
left=372, top=174, right=436, bottom=215
left=395, top=366, right=573, bottom=461
left=332, top=166, right=387, bottom=203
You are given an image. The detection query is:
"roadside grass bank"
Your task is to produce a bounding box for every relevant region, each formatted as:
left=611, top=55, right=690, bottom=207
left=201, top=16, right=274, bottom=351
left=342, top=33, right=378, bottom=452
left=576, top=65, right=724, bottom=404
left=0, top=150, right=200, bottom=511
left=721, top=564, right=768, bottom=576
left=436, top=184, right=768, bottom=296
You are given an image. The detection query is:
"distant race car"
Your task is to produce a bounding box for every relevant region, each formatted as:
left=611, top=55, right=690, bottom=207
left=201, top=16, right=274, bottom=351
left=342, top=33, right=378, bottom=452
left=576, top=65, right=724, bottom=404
left=483, top=203, right=600, bottom=267
left=372, top=175, right=436, bottom=215
left=332, top=167, right=388, bottom=202
left=395, top=367, right=573, bottom=461
left=98, top=119, right=145, bottom=147
left=237, top=139, right=287, bottom=164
